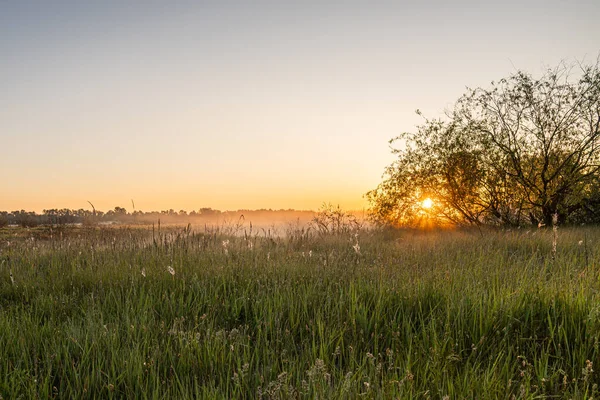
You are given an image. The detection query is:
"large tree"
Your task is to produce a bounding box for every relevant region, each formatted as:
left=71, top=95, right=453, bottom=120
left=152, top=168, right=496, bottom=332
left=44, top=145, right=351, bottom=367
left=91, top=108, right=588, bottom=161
left=368, top=60, right=600, bottom=227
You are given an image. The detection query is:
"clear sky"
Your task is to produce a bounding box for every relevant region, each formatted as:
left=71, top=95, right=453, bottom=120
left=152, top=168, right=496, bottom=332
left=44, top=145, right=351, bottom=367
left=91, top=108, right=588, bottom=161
left=1, top=1, right=599, bottom=212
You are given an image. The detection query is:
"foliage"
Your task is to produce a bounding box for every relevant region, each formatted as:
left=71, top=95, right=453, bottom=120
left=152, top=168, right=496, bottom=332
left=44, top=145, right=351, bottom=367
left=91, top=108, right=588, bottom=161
left=369, top=59, right=600, bottom=227
left=12, top=210, right=40, bottom=228
left=311, top=203, right=363, bottom=236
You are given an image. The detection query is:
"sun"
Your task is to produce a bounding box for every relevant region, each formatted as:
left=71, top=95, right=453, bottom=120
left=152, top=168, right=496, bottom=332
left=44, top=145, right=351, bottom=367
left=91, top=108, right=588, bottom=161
left=422, top=198, right=433, bottom=209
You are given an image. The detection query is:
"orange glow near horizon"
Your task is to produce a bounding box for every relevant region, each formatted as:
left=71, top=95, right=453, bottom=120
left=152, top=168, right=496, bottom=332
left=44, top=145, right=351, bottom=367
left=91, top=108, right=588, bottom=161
left=0, top=186, right=370, bottom=214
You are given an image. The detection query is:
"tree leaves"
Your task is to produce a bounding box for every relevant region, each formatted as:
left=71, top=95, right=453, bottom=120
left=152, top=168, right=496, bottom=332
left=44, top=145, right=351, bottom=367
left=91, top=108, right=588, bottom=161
left=369, top=59, right=600, bottom=227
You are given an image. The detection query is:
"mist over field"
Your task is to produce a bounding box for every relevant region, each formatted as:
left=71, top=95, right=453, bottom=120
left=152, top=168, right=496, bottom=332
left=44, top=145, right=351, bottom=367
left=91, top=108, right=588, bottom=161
left=0, top=206, right=372, bottom=238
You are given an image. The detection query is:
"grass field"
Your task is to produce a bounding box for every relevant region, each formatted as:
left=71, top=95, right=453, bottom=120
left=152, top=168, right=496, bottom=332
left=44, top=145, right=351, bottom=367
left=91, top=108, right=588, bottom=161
left=0, top=224, right=599, bottom=398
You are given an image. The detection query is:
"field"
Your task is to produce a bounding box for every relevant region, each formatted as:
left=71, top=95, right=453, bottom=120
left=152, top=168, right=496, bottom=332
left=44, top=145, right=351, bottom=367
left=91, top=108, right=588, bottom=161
left=1, top=224, right=599, bottom=399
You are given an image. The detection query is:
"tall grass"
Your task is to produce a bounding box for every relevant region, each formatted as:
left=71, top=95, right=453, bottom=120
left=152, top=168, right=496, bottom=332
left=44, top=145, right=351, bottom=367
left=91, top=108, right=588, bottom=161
left=0, top=225, right=599, bottom=398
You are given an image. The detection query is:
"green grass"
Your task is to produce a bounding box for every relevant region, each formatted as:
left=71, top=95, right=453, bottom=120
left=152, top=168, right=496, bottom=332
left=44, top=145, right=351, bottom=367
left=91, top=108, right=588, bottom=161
left=0, top=224, right=599, bottom=398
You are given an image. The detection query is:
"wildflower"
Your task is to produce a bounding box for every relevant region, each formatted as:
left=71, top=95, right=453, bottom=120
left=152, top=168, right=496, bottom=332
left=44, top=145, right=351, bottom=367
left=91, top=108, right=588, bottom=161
left=167, top=266, right=175, bottom=276
left=308, top=250, right=312, bottom=257
left=301, top=380, right=309, bottom=392
left=222, top=240, right=230, bottom=255
left=228, top=328, right=239, bottom=340
left=585, top=359, right=594, bottom=375
left=241, top=363, right=249, bottom=374
left=579, top=240, right=584, bottom=246
left=141, top=268, right=146, bottom=278
left=353, top=243, right=360, bottom=254
left=341, top=372, right=353, bottom=393
left=9, top=271, right=15, bottom=285
left=332, top=346, right=341, bottom=357
left=306, top=359, right=329, bottom=383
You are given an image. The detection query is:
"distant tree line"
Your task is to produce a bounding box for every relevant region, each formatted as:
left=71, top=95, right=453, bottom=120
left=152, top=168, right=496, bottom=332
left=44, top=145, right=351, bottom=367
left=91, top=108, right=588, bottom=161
left=0, top=207, right=316, bottom=228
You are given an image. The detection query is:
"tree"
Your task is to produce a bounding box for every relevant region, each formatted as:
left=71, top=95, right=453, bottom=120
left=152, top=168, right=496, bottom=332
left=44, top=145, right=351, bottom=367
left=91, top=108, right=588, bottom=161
left=114, top=207, right=127, bottom=215
left=0, top=212, right=8, bottom=228
left=368, top=60, right=600, bottom=227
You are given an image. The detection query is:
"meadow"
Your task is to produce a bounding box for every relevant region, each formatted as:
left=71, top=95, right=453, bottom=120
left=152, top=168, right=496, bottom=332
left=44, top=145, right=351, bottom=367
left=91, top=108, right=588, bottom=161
left=0, top=223, right=599, bottom=399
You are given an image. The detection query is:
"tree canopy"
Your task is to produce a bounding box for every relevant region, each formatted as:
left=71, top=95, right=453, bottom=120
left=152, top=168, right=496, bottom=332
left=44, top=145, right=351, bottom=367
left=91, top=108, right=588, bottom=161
left=368, top=60, right=600, bottom=227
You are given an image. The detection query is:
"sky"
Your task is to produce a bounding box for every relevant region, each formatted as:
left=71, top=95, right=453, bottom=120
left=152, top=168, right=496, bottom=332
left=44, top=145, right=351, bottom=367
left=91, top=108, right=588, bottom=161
left=1, top=1, right=599, bottom=213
